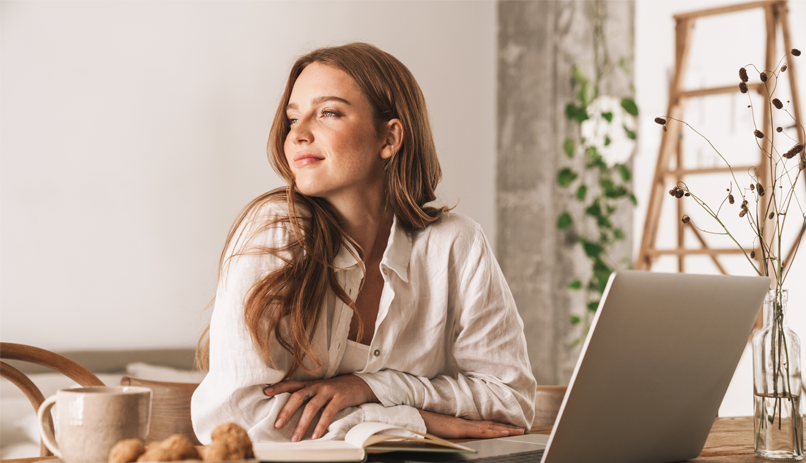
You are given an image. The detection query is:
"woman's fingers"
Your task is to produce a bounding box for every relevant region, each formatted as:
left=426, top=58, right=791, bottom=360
left=419, top=410, right=525, bottom=439
left=311, top=400, right=342, bottom=440
left=470, top=421, right=525, bottom=438
left=264, top=380, right=304, bottom=396
left=267, top=375, right=376, bottom=440
left=273, top=388, right=310, bottom=429
left=290, top=392, right=327, bottom=442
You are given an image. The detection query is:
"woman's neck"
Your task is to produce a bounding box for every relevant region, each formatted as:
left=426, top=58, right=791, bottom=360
left=327, top=187, right=393, bottom=264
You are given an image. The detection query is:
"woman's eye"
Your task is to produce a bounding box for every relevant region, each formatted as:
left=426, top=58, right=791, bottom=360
left=286, top=118, right=298, bottom=127
left=322, top=110, right=339, bottom=118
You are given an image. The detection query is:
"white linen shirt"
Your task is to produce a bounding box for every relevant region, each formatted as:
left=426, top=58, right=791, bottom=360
left=190, top=200, right=537, bottom=443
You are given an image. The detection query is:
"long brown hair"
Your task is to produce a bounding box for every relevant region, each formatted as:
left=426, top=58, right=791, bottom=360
left=197, top=43, right=448, bottom=378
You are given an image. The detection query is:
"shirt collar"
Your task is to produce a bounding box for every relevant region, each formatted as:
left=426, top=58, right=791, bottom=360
left=332, top=215, right=412, bottom=283
left=382, top=215, right=412, bottom=283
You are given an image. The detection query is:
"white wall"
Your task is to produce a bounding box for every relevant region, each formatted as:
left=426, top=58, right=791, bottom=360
left=634, top=0, right=806, bottom=416
left=0, top=1, right=496, bottom=351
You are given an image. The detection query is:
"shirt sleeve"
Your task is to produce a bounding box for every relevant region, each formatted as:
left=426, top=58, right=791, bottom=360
left=190, top=201, right=303, bottom=443
left=354, top=222, right=537, bottom=429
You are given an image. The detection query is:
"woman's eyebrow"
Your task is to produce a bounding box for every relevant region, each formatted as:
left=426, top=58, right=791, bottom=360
left=286, top=96, right=351, bottom=111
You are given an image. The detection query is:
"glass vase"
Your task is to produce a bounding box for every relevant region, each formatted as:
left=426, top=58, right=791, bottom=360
left=753, top=289, right=803, bottom=460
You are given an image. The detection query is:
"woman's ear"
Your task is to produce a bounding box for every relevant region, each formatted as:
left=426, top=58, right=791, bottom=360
left=380, top=119, right=404, bottom=160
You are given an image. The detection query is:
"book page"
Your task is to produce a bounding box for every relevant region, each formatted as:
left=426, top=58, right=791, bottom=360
left=252, top=440, right=365, bottom=462
left=345, top=422, right=474, bottom=453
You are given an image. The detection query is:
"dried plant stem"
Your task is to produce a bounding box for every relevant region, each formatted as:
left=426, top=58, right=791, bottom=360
left=684, top=190, right=762, bottom=275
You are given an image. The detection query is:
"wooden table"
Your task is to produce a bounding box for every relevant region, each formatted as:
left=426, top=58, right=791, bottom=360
left=525, top=416, right=764, bottom=463
left=0, top=416, right=781, bottom=463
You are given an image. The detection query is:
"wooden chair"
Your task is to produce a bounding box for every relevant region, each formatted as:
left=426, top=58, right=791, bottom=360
left=0, top=342, right=105, bottom=457
left=120, top=376, right=201, bottom=445
left=533, top=385, right=567, bottom=427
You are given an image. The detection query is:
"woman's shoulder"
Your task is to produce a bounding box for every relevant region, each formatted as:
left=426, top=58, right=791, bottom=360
left=226, top=189, right=307, bottom=251
left=411, top=210, right=485, bottom=249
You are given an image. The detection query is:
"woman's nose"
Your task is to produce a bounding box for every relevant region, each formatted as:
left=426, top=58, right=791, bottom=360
left=289, top=118, right=313, bottom=144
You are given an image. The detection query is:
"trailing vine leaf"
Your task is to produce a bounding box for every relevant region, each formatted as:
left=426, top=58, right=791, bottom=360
left=568, top=279, right=582, bottom=289
left=616, top=163, right=631, bottom=181
left=586, top=301, right=599, bottom=312
left=565, top=104, right=589, bottom=123
left=570, top=315, right=581, bottom=325
left=557, top=168, right=578, bottom=186
left=563, top=138, right=576, bottom=158
left=620, top=97, right=639, bottom=116
left=580, top=239, right=604, bottom=259
left=557, top=212, right=573, bottom=229
left=576, top=184, right=588, bottom=200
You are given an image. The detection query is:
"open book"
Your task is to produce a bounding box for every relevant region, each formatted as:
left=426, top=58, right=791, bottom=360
left=252, top=422, right=476, bottom=462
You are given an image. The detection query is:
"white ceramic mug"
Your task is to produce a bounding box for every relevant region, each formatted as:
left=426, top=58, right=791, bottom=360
left=37, top=386, right=151, bottom=463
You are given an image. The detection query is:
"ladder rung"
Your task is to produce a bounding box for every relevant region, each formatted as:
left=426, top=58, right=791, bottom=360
left=648, top=248, right=750, bottom=256
left=673, top=0, right=785, bottom=21
left=678, top=83, right=764, bottom=99
left=662, top=165, right=758, bottom=177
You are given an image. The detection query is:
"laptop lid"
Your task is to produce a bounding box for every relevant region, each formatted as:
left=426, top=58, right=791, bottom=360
left=541, top=270, right=769, bottom=463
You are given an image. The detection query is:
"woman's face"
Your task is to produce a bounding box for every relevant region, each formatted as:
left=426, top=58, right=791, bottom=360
left=284, top=62, right=388, bottom=201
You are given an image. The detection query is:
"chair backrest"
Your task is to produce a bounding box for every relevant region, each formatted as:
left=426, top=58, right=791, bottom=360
left=120, top=376, right=201, bottom=445
left=0, top=342, right=105, bottom=457
left=533, top=385, right=567, bottom=427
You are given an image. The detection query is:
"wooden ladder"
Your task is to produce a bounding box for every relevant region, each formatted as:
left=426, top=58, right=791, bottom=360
left=636, top=0, right=804, bottom=278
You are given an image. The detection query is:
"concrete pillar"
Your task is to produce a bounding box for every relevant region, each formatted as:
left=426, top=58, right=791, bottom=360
left=497, top=0, right=635, bottom=385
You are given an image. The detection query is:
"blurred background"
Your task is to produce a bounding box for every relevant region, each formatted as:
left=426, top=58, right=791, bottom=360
left=2, top=0, right=805, bottom=421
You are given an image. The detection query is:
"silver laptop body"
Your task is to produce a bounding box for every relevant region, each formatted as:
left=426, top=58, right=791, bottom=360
left=541, top=270, right=770, bottom=463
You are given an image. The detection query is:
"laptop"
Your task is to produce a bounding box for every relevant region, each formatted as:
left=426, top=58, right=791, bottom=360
left=370, top=270, right=769, bottom=463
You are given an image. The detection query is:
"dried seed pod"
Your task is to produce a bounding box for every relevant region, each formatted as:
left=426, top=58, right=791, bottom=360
left=681, top=215, right=690, bottom=224
left=793, top=49, right=802, bottom=57
left=739, top=67, right=749, bottom=82
left=777, top=127, right=784, bottom=133
left=739, top=82, right=749, bottom=94
left=754, top=130, right=765, bottom=139
left=676, top=188, right=685, bottom=198
left=663, top=126, right=668, bottom=132
left=784, top=144, right=804, bottom=159
left=750, top=183, right=755, bottom=191
left=760, top=72, right=768, bottom=82
left=757, top=183, right=765, bottom=196
left=773, top=98, right=784, bottom=109
left=782, top=64, right=788, bottom=72
left=654, top=117, right=667, bottom=125
left=684, top=192, right=690, bottom=197
left=751, top=251, right=756, bottom=259
left=729, top=194, right=735, bottom=204
left=739, top=209, right=747, bottom=218
left=769, top=212, right=775, bottom=219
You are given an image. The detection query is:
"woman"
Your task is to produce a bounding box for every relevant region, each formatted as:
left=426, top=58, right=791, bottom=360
left=191, top=42, right=536, bottom=444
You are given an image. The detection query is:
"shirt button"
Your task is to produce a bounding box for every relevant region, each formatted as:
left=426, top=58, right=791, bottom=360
left=373, top=349, right=380, bottom=357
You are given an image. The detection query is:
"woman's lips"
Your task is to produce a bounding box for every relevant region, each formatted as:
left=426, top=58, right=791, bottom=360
left=293, top=154, right=324, bottom=168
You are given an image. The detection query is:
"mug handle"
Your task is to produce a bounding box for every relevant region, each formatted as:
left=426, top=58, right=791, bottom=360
left=37, top=395, right=62, bottom=459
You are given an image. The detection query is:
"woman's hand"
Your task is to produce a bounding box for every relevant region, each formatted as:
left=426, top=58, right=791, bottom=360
left=264, top=375, right=378, bottom=441
left=417, top=409, right=526, bottom=439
